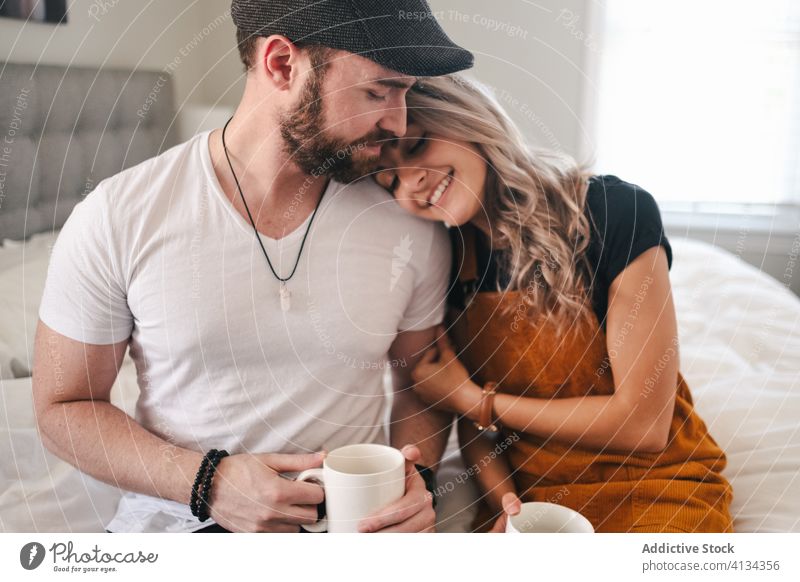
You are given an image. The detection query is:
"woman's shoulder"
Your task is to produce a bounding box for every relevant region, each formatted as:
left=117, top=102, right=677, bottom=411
left=583, top=174, right=672, bottom=279
left=586, top=174, right=660, bottom=217
left=585, top=175, right=665, bottom=237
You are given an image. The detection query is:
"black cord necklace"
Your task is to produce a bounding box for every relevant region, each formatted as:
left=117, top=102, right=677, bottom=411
left=221, top=117, right=325, bottom=312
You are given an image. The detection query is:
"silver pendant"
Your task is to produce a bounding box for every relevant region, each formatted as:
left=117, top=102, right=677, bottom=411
left=279, top=282, right=291, bottom=312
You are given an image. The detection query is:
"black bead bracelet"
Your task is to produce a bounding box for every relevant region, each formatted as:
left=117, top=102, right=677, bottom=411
left=190, top=448, right=229, bottom=522
left=189, top=453, right=212, bottom=518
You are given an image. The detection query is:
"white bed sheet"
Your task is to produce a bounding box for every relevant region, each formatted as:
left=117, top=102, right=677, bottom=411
left=670, top=238, right=800, bottom=532
left=1, top=235, right=798, bottom=532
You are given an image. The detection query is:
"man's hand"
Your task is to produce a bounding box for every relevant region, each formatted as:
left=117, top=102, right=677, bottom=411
left=207, top=452, right=326, bottom=532
left=488, top=492, right=522, bottom=533
left=357, top=445, right=436, bottom=533
left=411, top=326, right=480, bottom=415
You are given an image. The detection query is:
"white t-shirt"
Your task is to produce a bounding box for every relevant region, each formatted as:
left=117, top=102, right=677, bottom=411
left=38, top=131, right=450, bottom=533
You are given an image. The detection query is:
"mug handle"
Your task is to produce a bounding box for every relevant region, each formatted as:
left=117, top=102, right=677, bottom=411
left=295, top=468, right=327, bottom=533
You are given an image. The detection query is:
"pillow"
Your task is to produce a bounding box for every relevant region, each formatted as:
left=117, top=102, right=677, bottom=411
left=0, top=231, right=59, bottom=273
left=0, top=340, right=16, bottom=380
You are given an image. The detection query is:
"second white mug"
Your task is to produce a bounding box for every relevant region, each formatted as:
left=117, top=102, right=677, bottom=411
left=506, top=502, right=595, bottom=533
left=295, top=443, right=405, bottom=533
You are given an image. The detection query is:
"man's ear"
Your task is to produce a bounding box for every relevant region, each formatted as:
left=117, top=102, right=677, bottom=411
left=259, top=35, right=302, bottom=91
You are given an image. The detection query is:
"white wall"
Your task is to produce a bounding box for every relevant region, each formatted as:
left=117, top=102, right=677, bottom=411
left=194, top=0, right=244, bottom=110
left=427, top=0, right=592, bottom=159
left=0, top=0, right=234, bottom=109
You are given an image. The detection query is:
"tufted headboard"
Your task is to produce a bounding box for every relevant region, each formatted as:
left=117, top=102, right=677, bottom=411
left=0, top=63, right=179, bottom=241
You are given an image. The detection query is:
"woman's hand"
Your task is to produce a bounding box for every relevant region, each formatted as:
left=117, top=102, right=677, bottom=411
left=410, top=326, right=481, bottom=415
left=488, top=492, right=523, bottom=533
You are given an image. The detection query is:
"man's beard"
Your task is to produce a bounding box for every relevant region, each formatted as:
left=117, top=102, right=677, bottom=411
left=279, top=73, right=393, bottom=183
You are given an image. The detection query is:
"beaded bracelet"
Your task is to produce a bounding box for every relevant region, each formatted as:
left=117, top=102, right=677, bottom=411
left=189, top=452, right=213, bottom=518
left=190, top=449, right=229, bottom=522
left=198, top=449, right=228, bottom=522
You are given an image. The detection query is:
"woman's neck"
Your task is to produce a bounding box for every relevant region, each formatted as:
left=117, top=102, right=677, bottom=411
left=469, top=212, right=509, bottom=249
left=469, top=212, right=492, bottom=240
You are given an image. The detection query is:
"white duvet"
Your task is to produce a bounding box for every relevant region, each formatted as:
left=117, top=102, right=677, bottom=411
left=1, top=235, right=798, bottom=532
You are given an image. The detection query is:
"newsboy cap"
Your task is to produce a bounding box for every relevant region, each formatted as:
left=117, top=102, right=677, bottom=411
left=231, top=0, right=474, bottom=76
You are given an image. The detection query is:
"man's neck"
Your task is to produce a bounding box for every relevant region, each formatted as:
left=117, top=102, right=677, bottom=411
left=207, top=112, right=328, bottom=240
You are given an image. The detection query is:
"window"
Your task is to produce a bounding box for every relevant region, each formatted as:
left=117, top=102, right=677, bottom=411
left=591, top=0, right=800, bottom=208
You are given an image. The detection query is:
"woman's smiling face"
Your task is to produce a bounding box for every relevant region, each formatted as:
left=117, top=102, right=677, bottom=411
left=375, top=122, right=488, bottom=226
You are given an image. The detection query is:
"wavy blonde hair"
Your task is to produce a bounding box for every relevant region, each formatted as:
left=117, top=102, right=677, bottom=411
left=407, top=74, right=595, bottom=330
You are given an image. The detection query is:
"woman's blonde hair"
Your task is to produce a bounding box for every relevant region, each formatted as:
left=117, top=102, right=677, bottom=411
left=407, top=74, right=595, bottom=330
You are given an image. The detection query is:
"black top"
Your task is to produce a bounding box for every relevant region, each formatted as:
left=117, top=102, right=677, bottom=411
left=451, top=175, right=673, bottom=327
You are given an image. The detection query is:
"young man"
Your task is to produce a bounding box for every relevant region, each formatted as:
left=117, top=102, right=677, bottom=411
left=32, top=0, right=473, bottom=533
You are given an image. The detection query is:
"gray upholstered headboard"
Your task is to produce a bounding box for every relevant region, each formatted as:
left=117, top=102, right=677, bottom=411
left=0, top=63, right=179, bottom=241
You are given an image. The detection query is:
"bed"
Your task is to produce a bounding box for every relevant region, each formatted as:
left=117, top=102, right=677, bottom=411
left=1, top=63, right=798, bottom=533
left=2, top=231, right=799, bottom=533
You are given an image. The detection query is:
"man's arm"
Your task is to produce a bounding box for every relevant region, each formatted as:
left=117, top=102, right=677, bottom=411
left=354, top=327, right=448, bottom=533
left=388, top=327, right=452, bottom=469
left=32, top=320, right=202, bottom=504
left=32, top=320, right=324, bottom=532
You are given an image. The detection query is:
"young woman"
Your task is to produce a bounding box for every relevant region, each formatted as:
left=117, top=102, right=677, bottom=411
left=374, top=75, right=733, bottom=533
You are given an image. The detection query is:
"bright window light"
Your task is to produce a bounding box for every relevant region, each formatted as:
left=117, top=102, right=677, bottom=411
left=592, top=0, right=800, bottom=206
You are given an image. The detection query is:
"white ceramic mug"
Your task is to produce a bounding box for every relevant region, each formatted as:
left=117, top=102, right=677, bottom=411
left=295, top=443, right=405, bottom=533
left=506, top=502, right=594, bottom=533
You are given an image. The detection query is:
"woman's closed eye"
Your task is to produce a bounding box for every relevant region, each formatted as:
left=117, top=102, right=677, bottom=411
left=408, top=132, right=428, bottom=155
left=375, top=169, right=399, bottom=194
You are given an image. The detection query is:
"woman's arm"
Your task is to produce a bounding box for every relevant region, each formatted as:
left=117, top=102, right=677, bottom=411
left=457, top=418, right=517, bottom=515
left=412, top=246, right=678, bottom=455
left=476, top=246, right=677, bottom=453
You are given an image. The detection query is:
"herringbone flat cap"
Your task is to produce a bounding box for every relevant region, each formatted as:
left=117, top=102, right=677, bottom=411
left=231, top=0, right=474, bottom=76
